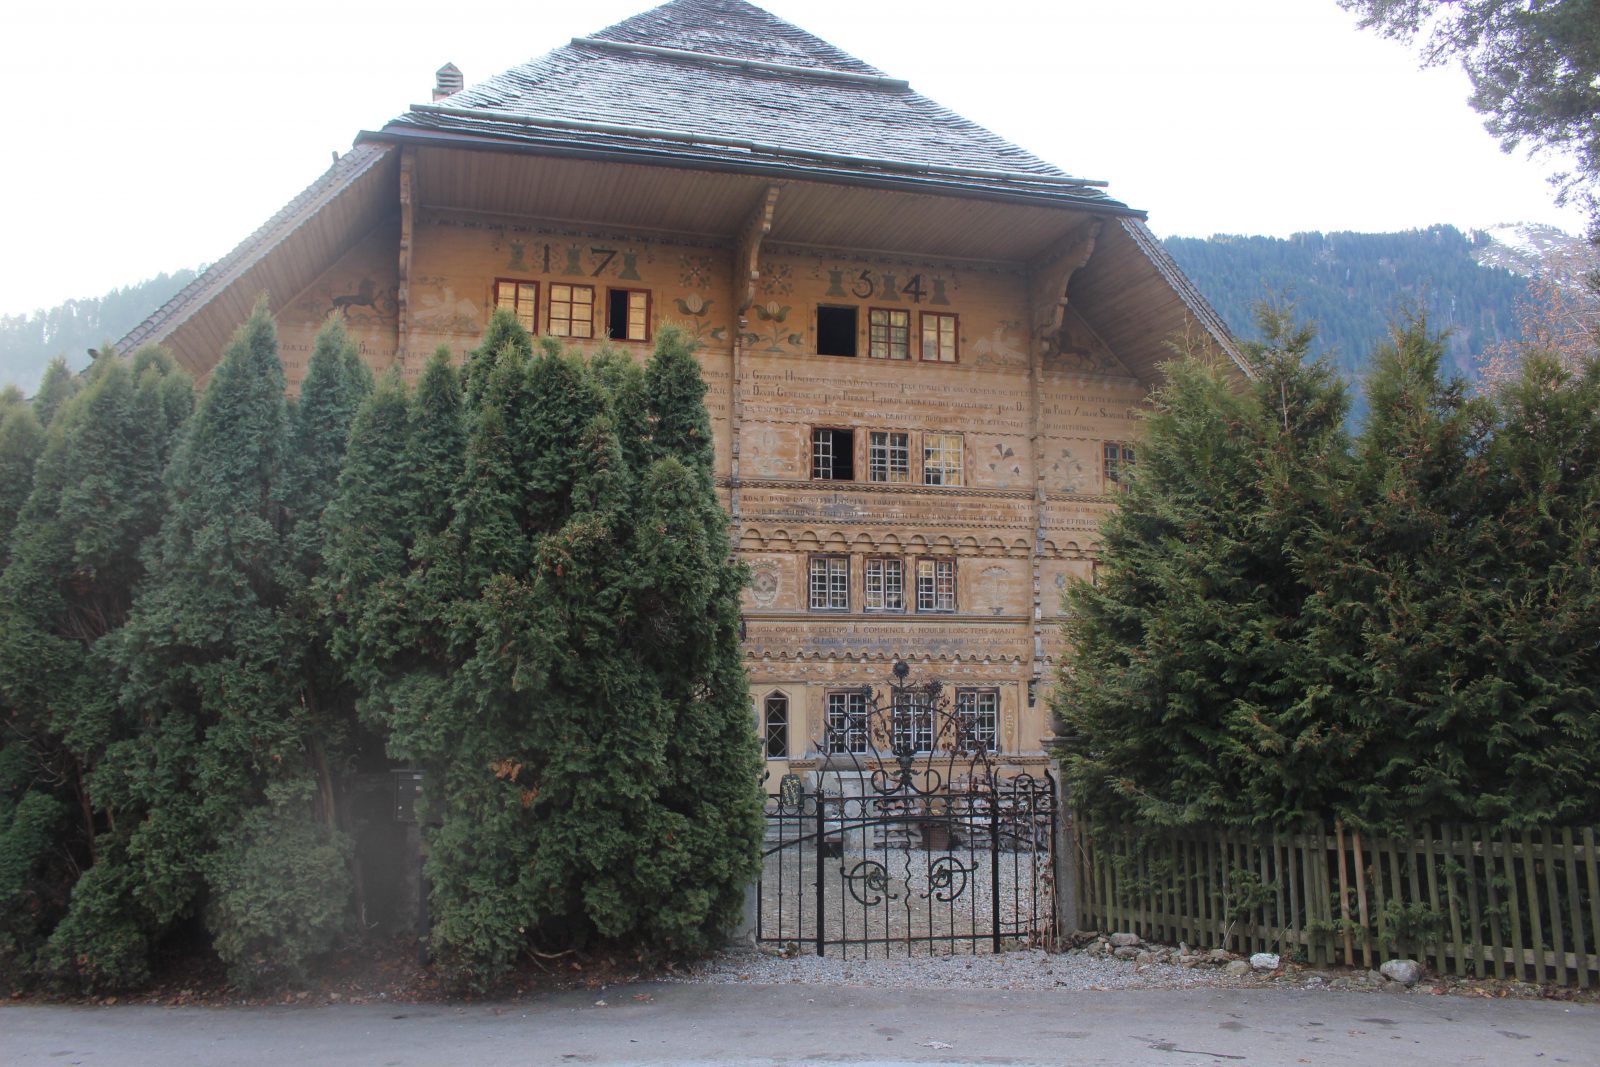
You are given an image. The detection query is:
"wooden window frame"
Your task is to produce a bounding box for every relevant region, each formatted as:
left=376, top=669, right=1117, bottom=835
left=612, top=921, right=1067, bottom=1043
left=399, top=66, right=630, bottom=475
left=891, top=688, right=935, bottom=754
left=1104, top=441, right=1136, bottom=493
left=863, top=556, right=906, bottom=613
left=919, top=311, right=959, bottom=363
left=867, top=306, right=911, bottom=360
left=915, top=556, right=956, bottom=613
left=548, top=282, right=596, bottom=339
left=922, top=432, right=964, bottom=486
left=955, top=688, right=999, bottom=752
left=605, top=287, right=652, bottom=343
left=867, top=430, right=910, bottom=484
left=763, top=691, right=790, bottom=760
left=811, top=426, right=856, bottom=481
left=808, top=554, right=850, bottom=612
left=493, top=278, right=539, bottom=332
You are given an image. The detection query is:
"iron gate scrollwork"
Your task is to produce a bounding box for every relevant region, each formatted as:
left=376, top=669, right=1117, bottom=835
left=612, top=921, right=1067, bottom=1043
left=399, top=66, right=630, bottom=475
left=758, top=660, right=1057, bottom=957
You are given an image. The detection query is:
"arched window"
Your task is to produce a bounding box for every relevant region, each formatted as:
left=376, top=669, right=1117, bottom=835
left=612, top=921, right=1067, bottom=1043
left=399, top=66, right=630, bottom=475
left=763, top=692, right=789, bottom=759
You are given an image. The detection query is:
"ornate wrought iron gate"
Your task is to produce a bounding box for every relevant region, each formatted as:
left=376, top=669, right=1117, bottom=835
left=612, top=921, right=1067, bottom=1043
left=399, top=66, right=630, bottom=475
left=757, top=662, right=1057, bottom=957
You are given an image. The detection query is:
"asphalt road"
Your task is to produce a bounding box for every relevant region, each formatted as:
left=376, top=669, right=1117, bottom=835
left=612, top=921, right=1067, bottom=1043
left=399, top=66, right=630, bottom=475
left=3, top=983, right=1595, bottom=1066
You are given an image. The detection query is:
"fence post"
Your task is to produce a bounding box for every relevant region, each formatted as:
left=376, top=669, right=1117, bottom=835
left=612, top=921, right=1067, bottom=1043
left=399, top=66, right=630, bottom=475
left=1049, top=758, right=1081, bottom=936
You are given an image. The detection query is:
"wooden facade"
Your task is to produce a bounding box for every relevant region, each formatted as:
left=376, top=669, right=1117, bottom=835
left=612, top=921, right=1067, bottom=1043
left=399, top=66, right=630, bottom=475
left=117, top=0, right=1245, bottom=778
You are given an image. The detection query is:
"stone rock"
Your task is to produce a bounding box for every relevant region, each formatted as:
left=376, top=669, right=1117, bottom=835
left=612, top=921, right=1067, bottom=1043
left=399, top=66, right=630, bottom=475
left=1113, top=946, right=1140, bottom=960
left=1109, top=932, right=1141, bottom=948
left=1249, top=953, right=1280, bottom=972
left=1178, top=942, right=1190, bottom=955
left=1209, top=948, right=1232, bottom=961
left=1365, top=970, right=1385, bottom=984
left=1223, top=960, right=1252, bottom=977
left=1380, top=959, right=1423, bottom=986
left=1135, top=951, right=1156, bottom=965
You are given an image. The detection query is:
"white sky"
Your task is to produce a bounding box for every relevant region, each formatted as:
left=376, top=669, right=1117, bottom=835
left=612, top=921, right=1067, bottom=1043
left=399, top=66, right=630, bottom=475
left=1, top=0, right=1588, bottom=318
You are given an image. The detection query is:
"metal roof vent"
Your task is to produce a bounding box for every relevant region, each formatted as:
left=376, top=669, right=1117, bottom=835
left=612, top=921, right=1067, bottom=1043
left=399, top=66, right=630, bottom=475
left=433, top=63, right=463, bottom=102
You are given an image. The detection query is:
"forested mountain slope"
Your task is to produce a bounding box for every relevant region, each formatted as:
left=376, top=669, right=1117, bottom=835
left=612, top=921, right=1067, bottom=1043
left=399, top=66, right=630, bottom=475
left=1163, top=225, right=1528, bottom=391
left=0, top=270, right=197, bottom=392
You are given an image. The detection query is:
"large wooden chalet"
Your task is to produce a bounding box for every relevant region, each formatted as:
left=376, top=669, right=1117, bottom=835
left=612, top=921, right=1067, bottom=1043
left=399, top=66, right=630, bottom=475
left=118, top=0, right=1245, bottom=777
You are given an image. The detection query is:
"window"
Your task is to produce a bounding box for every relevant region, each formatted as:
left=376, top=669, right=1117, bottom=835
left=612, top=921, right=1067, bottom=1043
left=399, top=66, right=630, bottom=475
left=606, top=288, right=650, bottom=342
left=920, top=312, right=958, bottom=362
left=817, top=305, right=858, bottom=356
left=891, top=690, right=935, bottom=753
left=808, top=555, right=849, bottom=611
left=1104, top=442, right=1135, bottom=492
left=955, top=689, right=999, bottom=752
left=864, top=557, right=905, bottom=612
left=916, top=558, right=956, bottom=613
left=811, top=428, right=855, bottom=480
left=548, top=283, right=595, bottom=338
left=763, top=692, right=789, bottom=759
left=868, top=431, right=910, bottom=483
left=923, top=433, right=963, bottom=486
left=826, top=690, right=870, bottom=754
left=868, top=308, right=910, bottom=359
left=494, top=279, right=538, bottom=331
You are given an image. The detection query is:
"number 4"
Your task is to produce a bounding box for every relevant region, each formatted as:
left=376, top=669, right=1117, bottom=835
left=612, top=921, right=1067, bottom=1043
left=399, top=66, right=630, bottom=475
left=900, top=274, right=925, bottom=303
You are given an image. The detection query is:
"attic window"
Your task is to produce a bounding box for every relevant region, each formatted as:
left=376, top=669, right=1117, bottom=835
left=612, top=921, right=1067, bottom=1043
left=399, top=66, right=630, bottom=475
left=549, top=284, right=595, bottom=338
left=606, top=288, right=650, bottom=342
left=817, top=305, right=858, bottom=357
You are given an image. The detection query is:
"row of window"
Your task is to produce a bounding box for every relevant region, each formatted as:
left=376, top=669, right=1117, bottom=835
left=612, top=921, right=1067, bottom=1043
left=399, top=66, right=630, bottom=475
left=495, top=279, right=651, bottom=342
left=812, top=428, right=964, bottom=485
left=809, top=555, right=955, bottom=613
left=847, top=307, right=958, bottom=362
left=761, top=689, right=999, bottom=759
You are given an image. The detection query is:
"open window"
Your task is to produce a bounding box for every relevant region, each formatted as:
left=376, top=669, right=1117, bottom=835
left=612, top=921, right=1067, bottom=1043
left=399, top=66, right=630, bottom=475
left=817, top=305, right=858, bottom=356
left=811, top=428, right=855, bottom=480
left=606, top=288, right=650, bottom=342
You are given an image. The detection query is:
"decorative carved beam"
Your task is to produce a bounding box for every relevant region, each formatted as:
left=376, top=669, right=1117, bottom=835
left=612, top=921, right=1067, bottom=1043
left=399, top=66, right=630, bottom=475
left=1026, top=220, right=1101, bottom=357
left=735, top=185, right=781, bottom=318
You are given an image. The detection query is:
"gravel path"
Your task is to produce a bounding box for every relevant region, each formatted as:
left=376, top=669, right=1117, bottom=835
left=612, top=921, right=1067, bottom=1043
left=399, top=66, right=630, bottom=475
left=669, top=946, right=1246, bottom=991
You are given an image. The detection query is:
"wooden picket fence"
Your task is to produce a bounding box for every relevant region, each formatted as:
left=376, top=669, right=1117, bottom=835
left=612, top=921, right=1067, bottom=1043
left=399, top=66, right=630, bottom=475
left=1073, top=819, right=1600, bottom=987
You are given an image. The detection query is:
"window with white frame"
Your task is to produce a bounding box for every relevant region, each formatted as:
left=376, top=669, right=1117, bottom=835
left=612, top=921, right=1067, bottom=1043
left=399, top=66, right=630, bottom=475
left=955, top=689, right=999, bottom=752
left=808, top=555, right=849, bottom=611
left=811, top=428, right=855, bottom=480
left=891, top=690, right=935, bottom=753
left=916, top=558, right=956, bottom=613
left=826, top=690, right=870, bottom=754
left=868, top=431, right=910, bottom=483
left=763, top=692, right=789, bottom=759
left=868, top=307, right=910, bottom=359
left=923, top=433, right=963, bottom=486
left=864, top=557, right=905, bottom=612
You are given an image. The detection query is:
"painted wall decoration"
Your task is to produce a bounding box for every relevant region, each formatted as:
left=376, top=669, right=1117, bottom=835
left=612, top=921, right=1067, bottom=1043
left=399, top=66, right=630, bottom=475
left=1050, top=445, right=1091, bottom=494
left=750, top=561, right=781, bottom=608
left=741, top=301, right=804, bottom=355
left=966, top=320, right=1028, bottom=369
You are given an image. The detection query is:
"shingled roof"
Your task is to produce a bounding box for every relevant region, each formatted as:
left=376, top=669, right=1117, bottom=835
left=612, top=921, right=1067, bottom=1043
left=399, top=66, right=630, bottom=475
left=374, top=0, right=1124, bottom=210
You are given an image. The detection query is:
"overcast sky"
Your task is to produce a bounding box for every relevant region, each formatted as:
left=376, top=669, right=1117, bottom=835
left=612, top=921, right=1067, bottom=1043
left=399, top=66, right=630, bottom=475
left=1, top=0, right=1587, bottom=318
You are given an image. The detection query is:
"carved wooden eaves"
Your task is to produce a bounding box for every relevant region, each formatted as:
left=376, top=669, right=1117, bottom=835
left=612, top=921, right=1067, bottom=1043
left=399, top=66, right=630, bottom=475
left=735, top=185, right=781, bottom=318
left=1027, top=220, right=1101, bottom=357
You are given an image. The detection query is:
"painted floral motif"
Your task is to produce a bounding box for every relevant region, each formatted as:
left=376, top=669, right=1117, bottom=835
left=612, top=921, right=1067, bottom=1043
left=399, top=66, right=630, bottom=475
left=758, top=262, right=793, bottom=297
left=669, top=293, right=726, bottom=346
left=988, top=442, right=1021, bottom=486
left=742, top=301, right=804, bottom=354
left=1052, top=446, right=1089, bottom=494
left=679, top=254, right=715, bottom=289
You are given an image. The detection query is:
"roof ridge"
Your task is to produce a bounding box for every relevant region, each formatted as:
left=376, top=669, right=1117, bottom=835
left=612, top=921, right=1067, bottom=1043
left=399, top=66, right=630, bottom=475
left=571, top=36, right=910, bottom=90
left=588, top=0, right=888, bottom=76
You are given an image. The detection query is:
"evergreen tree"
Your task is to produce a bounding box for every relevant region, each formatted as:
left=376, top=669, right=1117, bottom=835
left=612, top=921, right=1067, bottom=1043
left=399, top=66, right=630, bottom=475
left=0, top=389, right=45, bottom=556
left=32, top=357, right=78, bottom=429
left=1056, top=313, right=1356, bottom=828
left=46, top=304, right=349, bottom=991
left=0, top=348, right=191, bottom=985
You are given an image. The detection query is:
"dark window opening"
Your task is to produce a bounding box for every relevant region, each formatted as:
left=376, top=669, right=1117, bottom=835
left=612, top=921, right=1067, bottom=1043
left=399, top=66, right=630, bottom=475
left=607, top=288, right=649, bottom=341
left=812, top=428, right=855, bottom=480
left=817, top=305, right=858, bottom=357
